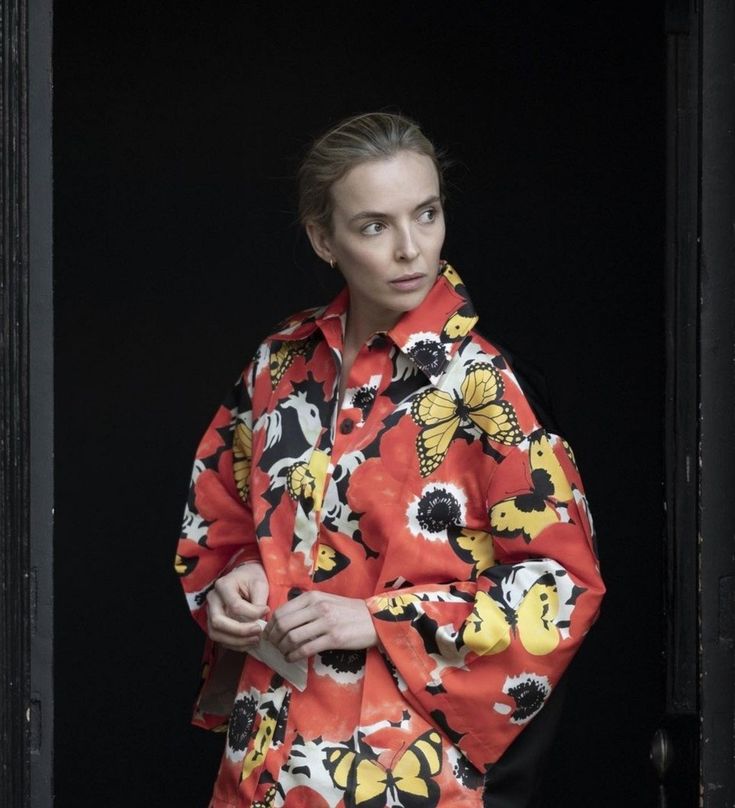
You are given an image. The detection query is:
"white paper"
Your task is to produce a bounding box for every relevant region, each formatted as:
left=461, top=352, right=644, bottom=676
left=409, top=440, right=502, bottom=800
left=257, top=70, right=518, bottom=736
left=246, top=620, right=308, bottom=691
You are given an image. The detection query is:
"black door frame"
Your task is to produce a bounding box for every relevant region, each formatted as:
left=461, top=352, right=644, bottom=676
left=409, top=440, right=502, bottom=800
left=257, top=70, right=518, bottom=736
left=0, top=0, right=53, bottom=805
left=660, top=0, right=735, bottom=805
left=1, top=2, right=733, bottom=805
left=696, top=0, right=735, bottom=802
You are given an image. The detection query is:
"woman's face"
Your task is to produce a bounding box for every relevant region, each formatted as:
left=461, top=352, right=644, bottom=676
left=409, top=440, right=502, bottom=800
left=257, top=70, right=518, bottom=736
left=307, top=150, right=446, bottom=335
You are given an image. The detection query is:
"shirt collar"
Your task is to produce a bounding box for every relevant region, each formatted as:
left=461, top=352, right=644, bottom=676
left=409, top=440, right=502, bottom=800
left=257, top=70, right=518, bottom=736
left=270, top=262, right=478, bottom=383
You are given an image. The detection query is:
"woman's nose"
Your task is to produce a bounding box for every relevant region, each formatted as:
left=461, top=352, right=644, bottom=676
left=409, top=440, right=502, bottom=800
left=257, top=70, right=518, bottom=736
left=394, top=227, right=419, bottom=262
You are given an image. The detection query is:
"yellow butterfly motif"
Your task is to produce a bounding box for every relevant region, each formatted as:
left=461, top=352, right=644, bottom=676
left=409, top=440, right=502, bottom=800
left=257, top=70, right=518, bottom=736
left=489, top=432, right=573, bottom=543
left=173, top=552, right=198, bottom=577
left=251, top=785, right=278, bottom=808
left=410, top=362, right=523, bottom=476
left=448, top=528, right=496, bottom=576
left=313, top=543, right=350, bottom=583
left=232, top=421, right=252, bottom=501
left=442, top=264, right=464, bottom=288
left=372, top=592, right=423, bottom=621
left=513, top=577, right=562, bottom=655
left=286, top=449, right=329, bottom=511
left=440, top=265, right=478, bottom=341
left=460, top=591, right=512, bottom=657
left=325, top=729, right=443, bottom=808
left=240, top=714, right=276, bottom=783
left=461, top=577, right=562, bottom=658
left=442, top=309, right=477, bottom=342
left=269, top=340, right=308, bottom=388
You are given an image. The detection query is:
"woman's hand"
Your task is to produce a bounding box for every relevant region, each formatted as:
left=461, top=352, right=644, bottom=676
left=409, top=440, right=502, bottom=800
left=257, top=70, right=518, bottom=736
left=205, top=562, right=269, bottom=652
left=263, top=591, right=378, bottom=662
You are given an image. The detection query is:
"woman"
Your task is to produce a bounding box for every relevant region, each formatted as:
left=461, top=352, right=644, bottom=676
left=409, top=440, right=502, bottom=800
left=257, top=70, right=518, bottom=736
left=176, top=112, right=605, bottom=807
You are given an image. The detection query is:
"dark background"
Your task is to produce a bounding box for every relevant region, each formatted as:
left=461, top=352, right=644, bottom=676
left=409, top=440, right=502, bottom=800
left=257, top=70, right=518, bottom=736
left=54, top=3, right=665, bottom=805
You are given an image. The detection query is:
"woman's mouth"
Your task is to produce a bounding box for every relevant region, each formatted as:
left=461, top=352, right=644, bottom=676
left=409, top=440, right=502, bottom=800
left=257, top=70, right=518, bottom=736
left=390, top=274, right=425, bottom=292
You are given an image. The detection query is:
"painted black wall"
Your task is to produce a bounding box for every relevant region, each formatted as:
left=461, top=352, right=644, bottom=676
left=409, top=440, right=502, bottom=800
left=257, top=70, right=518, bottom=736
left=54, top=3, right=665, bottom=805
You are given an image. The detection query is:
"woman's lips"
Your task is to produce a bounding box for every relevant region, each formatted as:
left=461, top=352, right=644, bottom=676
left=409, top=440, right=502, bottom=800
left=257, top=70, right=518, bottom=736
left=390, top=274, right=425, bottom=292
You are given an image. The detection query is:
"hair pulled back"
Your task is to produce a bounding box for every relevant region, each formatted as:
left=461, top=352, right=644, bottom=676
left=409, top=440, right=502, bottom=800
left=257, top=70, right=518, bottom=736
left=297, top=112, right=445, bottom=232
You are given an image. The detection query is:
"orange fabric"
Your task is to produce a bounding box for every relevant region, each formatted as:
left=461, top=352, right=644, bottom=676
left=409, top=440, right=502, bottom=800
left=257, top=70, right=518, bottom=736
left=176, top=263, right=605, bottom=807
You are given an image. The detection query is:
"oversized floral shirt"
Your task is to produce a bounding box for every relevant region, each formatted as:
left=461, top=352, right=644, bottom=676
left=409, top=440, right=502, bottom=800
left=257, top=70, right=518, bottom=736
left=176, top=263, right=605, bottom=808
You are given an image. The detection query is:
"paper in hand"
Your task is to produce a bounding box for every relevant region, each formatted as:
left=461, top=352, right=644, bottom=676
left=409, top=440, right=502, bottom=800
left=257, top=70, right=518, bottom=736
left=245, top=619, right=308, bottom=691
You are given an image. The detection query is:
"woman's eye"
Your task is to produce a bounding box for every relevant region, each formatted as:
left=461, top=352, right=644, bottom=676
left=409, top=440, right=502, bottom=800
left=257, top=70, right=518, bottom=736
left=362, top=222, right=385, bottom=235
left=418, top=207, right=437, bottom=223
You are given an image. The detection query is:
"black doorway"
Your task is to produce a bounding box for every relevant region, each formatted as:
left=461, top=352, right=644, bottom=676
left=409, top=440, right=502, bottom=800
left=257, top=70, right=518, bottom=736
left=52, top=5, right=665, bottom=806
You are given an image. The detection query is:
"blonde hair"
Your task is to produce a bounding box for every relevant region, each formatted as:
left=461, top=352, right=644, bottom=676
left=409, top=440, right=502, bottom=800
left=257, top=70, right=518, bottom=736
left=297, top=112, right=446, bottom=232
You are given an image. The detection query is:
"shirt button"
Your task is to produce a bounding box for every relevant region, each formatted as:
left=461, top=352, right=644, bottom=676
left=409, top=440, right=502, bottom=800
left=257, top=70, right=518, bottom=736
left=340, top=418, right=354, bottom=435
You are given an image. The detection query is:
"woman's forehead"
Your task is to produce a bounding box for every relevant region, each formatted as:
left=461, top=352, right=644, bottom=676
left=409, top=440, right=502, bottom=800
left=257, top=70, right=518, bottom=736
left=330, top=152, right=440, bottom=217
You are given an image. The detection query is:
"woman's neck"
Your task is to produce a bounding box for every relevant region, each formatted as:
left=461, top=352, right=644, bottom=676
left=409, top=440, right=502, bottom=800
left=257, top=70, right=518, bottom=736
left=343, top=299, right=401, bottom=354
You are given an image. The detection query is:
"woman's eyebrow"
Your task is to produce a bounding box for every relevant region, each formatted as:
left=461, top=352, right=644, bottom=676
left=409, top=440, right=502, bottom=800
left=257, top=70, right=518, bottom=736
left=414, top=194, right=441, bottom=210
left=348, top=195, right=442, bottom=224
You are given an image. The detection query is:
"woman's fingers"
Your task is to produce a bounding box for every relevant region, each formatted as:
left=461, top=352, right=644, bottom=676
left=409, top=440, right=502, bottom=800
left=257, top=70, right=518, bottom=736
left=225, top=597, right=268, bottom=623
left=214, top=564, right=270, bottom=622
left=263, top=592, right=377, bottom=660
left=247, top=574, right=269, bottom=609
left=286, top=631, right=338, bottom=662
left=264, top=601, right=322, bottom=648
left=206, top=587, right=264, bottom=650
left=230, top=562, right=269, bottom=605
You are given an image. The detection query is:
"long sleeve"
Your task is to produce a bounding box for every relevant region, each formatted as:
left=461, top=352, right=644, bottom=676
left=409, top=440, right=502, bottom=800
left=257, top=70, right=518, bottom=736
left=366, top=429, right=605, bottom=771
left=175, top=363, right=261, bottom=633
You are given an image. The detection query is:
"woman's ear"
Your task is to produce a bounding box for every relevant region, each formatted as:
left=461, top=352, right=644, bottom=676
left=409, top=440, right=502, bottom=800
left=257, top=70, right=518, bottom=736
left=305, top=221, right=334, bottom=265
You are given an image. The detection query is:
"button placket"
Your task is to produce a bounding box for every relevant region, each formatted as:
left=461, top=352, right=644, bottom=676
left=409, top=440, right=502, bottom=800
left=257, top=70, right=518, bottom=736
left=330, top=336, right=390, bottom=461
